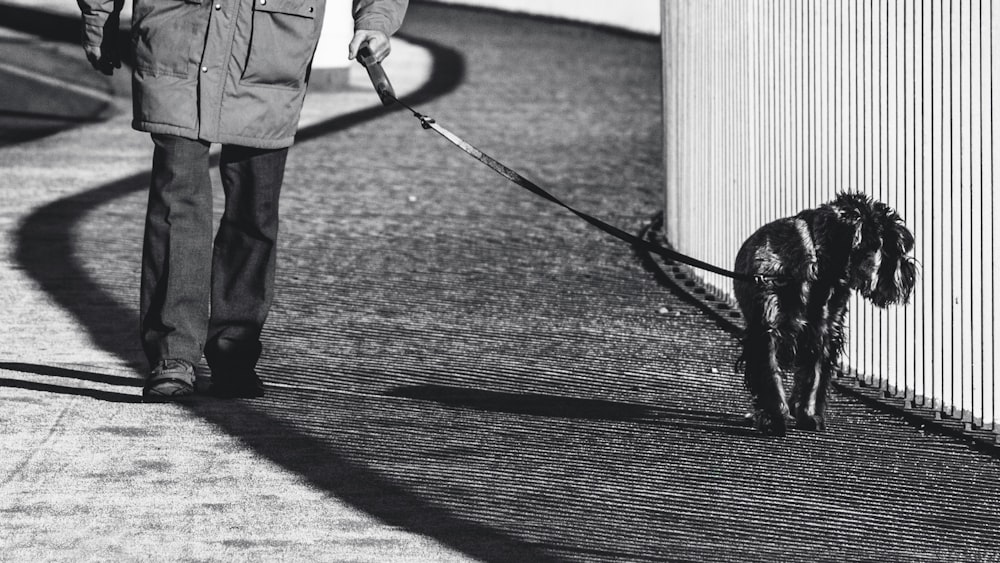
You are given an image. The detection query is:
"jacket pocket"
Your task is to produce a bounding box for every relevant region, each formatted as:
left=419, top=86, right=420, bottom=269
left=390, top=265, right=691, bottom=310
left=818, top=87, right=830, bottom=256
left=131, top=0, right=208, bottom=78
left=242, top=0, right=320, bottom=89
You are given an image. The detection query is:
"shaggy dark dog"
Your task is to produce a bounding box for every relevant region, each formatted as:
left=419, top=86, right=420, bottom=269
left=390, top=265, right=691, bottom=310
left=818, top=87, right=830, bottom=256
left=734, top=192, right=916, bottom=436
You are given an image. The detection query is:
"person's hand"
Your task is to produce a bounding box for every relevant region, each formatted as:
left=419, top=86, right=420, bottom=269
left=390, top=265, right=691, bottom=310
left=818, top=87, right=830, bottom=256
left=348, top=29, right=391, bottom=63
left=83, top=36, right=121, bottom=76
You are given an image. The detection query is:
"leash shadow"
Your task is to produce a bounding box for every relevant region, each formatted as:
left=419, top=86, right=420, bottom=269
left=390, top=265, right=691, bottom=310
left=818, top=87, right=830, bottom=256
left=0, top=377, right=142, bottom=403
left=0, top=362, right=143, bottom=387
left=0, top=362, right=144, bottom=403
left=387, top=384, right=757, bottom=437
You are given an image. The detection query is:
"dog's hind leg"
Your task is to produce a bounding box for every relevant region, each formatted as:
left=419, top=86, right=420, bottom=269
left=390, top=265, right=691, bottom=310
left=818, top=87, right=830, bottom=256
left=741, top=311, right=790, bottom=436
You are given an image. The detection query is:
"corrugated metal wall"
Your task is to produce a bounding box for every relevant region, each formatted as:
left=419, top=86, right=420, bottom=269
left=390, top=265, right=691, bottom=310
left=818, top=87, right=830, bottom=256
left=661, top=0, right=997, bottom=430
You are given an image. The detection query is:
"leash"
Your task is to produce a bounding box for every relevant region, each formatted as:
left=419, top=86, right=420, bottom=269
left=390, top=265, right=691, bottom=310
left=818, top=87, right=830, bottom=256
left=357, top=48, right=769, bottom=286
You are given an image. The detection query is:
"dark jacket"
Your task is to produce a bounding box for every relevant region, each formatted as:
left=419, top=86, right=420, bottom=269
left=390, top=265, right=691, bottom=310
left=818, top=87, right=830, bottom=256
left=78, top=0, right=408, bottom=148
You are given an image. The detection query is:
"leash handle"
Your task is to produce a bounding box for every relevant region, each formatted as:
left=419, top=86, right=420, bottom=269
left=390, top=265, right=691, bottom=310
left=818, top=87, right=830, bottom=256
left=357, top=45, right=396, bottom=107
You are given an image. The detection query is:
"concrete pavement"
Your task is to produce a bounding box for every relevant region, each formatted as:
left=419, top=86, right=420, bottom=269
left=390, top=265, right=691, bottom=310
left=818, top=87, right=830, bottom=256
left=1, top=4, right=471, bottom=562
left=1, top=3, right=999, bottom=562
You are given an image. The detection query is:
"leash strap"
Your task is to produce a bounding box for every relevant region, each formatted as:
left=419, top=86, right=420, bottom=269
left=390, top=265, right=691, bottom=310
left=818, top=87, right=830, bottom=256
left=385, top=95, right=765, bottom=285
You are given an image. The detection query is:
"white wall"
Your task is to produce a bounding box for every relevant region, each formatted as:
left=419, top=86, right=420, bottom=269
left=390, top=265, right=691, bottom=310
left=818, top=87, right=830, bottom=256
left=425, top=0, right=660, bottom=35
left=662, top=0, right=999, bottom=430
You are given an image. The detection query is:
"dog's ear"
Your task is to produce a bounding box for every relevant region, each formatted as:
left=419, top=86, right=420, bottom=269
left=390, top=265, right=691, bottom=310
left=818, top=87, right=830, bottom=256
left=874, top=253, right=916, bottom=306
left=895, top=256, right=917, bottom=305
left=874, top=202, right=914, bottom=254
left=871, top=204, right=917, bottom=306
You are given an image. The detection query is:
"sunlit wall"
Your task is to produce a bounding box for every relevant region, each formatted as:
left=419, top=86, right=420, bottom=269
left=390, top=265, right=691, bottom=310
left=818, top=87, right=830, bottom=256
left=661, top=0, right=998, bottom=430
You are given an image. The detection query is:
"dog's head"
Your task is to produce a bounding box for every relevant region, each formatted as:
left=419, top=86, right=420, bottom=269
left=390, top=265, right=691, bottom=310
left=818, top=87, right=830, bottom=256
left=834, top=192, right=916, bottom=307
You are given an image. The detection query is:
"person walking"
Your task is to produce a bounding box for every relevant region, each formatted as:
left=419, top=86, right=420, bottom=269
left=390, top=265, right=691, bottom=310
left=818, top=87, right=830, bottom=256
left=76, top=0, right=408, bottom=400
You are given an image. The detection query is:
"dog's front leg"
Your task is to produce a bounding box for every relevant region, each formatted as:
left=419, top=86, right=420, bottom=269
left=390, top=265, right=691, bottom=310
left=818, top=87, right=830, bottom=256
left=793, top=287, right=850, bottom=430
left=792, top=356, right=830, bottom=431
left=790, top=321, right=827, bottom=431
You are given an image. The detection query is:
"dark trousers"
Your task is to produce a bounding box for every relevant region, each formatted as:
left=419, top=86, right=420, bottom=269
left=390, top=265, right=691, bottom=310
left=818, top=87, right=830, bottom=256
left=140, top=133, right=288, bottom=367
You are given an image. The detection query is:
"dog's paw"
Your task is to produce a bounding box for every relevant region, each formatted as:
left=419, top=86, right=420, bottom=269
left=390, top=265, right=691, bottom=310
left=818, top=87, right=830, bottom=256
left=753, top=409, right=787, bottom=437
left=795, top=413, right=827, bottom=432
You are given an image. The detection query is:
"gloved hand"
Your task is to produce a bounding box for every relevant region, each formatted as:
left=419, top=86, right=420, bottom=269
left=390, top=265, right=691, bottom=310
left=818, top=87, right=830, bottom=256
left=347, top=29, right=391, bottom=63
left=82, top=14, right=121, bottom=76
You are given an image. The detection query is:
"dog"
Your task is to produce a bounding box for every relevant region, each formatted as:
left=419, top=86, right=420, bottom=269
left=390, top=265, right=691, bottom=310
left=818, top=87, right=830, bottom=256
left=733, top=192, right=916, bottom=436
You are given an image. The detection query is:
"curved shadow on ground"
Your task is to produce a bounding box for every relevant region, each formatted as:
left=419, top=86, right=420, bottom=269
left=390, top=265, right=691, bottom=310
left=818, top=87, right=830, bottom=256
left=11, top=8, right=568, bottom=561
left=0, top=4, right=126, bottom=146
left=0, top=4, right=84, bottom=43
left=12, top=6, right=1000, bottom=562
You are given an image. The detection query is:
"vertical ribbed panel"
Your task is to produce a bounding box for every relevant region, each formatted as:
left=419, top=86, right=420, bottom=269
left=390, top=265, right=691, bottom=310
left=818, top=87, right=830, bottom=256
left=661, top=0, right=997, bottom=430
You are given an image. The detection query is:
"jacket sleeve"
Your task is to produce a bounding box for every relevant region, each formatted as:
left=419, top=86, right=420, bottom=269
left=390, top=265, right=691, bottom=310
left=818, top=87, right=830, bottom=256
left=353, top=0, right=409, bottom=36
left=76, top=0, right=123, bottom=49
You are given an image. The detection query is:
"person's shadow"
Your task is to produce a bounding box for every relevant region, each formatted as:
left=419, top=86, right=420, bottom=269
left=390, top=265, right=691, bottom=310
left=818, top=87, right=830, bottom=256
left=5, top=6, right=573, bottom=562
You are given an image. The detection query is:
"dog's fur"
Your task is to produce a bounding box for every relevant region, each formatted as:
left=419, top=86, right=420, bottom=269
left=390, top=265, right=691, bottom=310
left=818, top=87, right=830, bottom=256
left=733, top=192, right=916, bottom=436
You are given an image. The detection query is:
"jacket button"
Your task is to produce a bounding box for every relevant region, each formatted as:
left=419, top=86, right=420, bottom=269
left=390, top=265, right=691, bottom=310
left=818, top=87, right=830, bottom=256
left=214, top=3, right=221, bottom=9
left=259, top=0, right=266, bottom=4
left=201, top=66, right=208, bottom=73
left=308, top=6, right=314, bottom=12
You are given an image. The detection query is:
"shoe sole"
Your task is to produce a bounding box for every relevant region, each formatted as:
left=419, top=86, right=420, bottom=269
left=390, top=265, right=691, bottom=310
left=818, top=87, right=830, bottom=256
left=142, top=380, right=195, bottom=403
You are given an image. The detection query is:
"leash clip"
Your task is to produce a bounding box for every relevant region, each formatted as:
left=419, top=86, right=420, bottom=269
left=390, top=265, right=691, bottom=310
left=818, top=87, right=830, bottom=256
left=415, top=112, right=436, bottom=130
left=755, top=273, right=792, bottom=287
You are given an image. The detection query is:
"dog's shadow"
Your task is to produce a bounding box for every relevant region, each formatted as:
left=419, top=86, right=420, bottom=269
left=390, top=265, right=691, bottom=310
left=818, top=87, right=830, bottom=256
left=386, top=384, right=756, bottom=437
